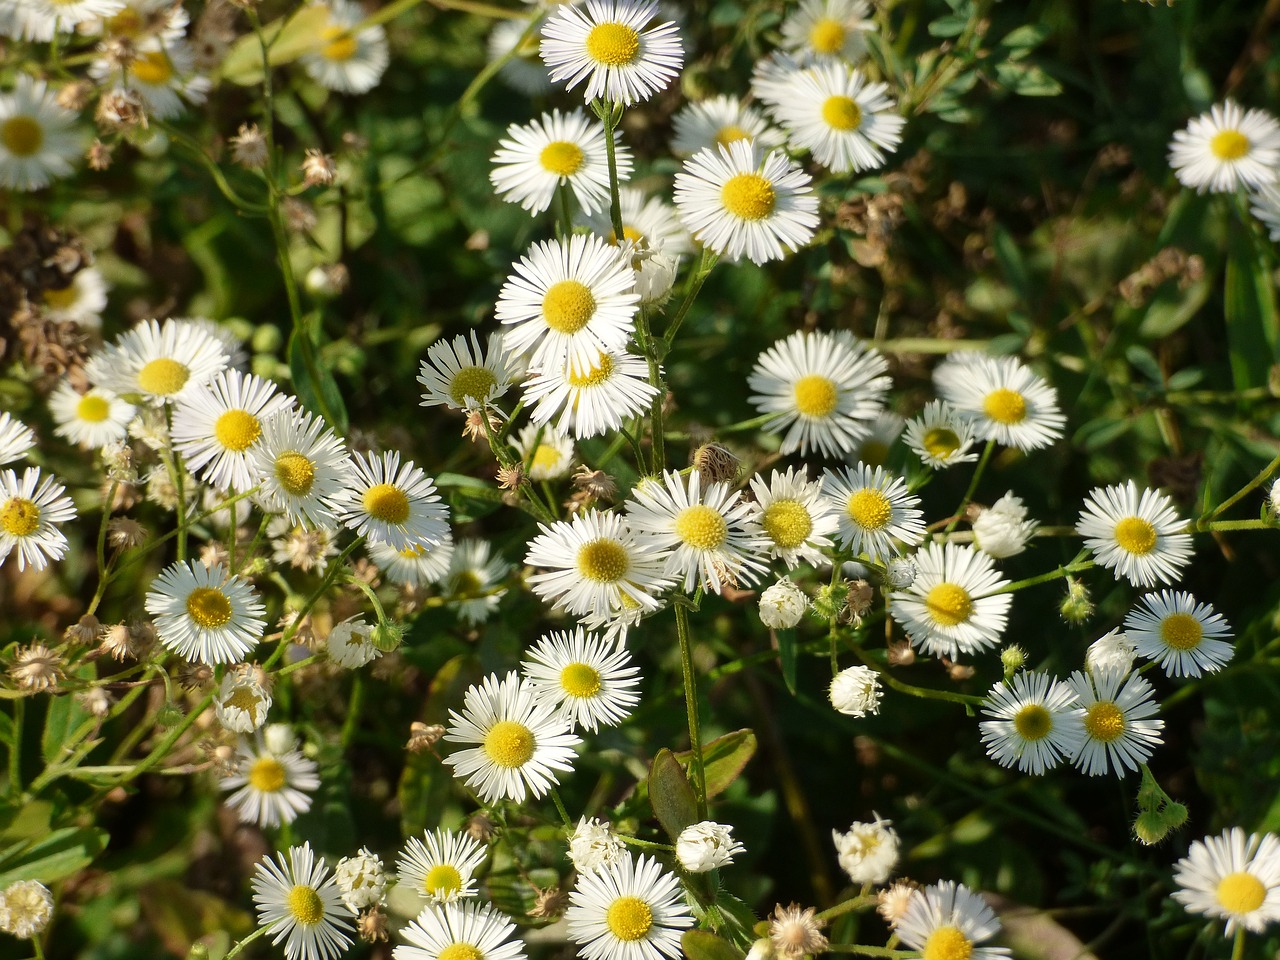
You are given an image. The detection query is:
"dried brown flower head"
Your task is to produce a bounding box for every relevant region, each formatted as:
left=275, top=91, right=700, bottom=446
left=406, top=721, right=444, bottom=753
left=10, top=644, right=63, bottom=693
left=768, top=903, right=828, bottom=960
left=229, top=123, right=268, bottom=170
left=301, top=149, right=337, bottom=187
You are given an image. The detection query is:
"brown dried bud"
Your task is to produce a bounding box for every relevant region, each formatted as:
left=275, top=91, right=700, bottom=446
left=946, top=660, right=975, bottom=682
left=56, top=81, right=93, bottom=112
left=301, top=149, right=337, bottom=187
left=87, top=138, right=114, bottom=170
left=357, top=906, right=388, bottom=943
left=107, top=517, right=148, bottom=550
left=530, top=885, right=569, bottom=919
left=465, top=814, right=495, bottom=843
left=65, top=614, right=101, bottom=646
left=99, top=622, right=134, bottom=661
left=571, top=465, right=617, bottom=501
left=496, top=463, right=526, bottom=492
left=96, top=89, right=148, bottom=131
left=691, top=442, right=740, bottom=484
left=10, top=643, right=63, bottom=693
left=886, top=639, right=915, bottom=667
left=281, top=197, right=317, bottom=234
left=406, top=721, right=444, bottom=753
left=768, top=904, right=828, bottom=960
left=845, top=579, right=874, bottom=620
left=229, top=122, right=268, bottom=170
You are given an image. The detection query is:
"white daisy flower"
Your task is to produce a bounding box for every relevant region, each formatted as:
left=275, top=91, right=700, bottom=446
left=0, top=467, right=77, bottom=572
left=750, top=50, right=816, bottom=115
left=540, top=0, right=684, bottom=106
left=187, top=316, right=250, bottom=371
left=821, top=463, right=924, bottom=562
left=0, top=75, right=81, bottom=191
left=48, top=382, right=133, bottom=450
left=418, top=331, right=517, bottom=412
left=144, top=560, right=267, bottom=665
left=490, top=15, right=553, bottom=97
left=172, top=369, right=294, bottom=493
left=1085, top=628, right=1136, bottom=677
left=333, top=848, right=386, bottom=911
left=1075, top=481, right=1193, bottom=588
left=831, top=815, right=898, bottom=885
left=325, top=616, right=380, bottom=669
left=250, top=408, right=353, bottom=529
left=895, top=881, right=1010, bottom=960
left=676, top=821, right=744, bottom=873
left=0, top=413, right=35, bottom=465
left=1123, top=590, right=1234, bottom=678
left=92, top=38, right=210, bottom=120
left=1172, top=828, right=1280, bottom=936
left=368, top=532, right=455, bottom=588
left=96, top=0, right=189, bottom=44
left=526, top=510, right=672, bottom=619
left=523, top=349, right=659, bottom=440
left=570, top=817, right=628, bottom=874
left=251, top=842, right=355, bottom=960
left=565, top=852, right=694, bottom=960
left=828, top=664, right=881, bottom=717
left=336, top=449, right=450, bottom=552
left=850, top=409, right=903, bottom=467
left=496, top=234, right=639, bottom=378
left=396, top=828, right=488, bottom=903
left=1250, top=181, right=1280, bottom=241
left=673, top=139, right=820, bottom=265
left=779, top=0, right=876, bottom=63
left=1066, top=666, right=1164, bottom=777
left=748, top=466, right=838, bottom=568
left=446, top=538, right=512, bottom=625
left=521, top=627, right=641, bottom=732
left=625, top=468, right=769, bottom=594
left=214, top=664, right=272, bottom=733
left=670, top=94, right=784, bottom=159
left=978, top=671, right=1085, bottom=775
left=0, top=879, right=54, bottom=939
left=934, top=353, right=1066, bottom=451
left=223, top=730, right=321, bottom=828
left=40, top=266, right=108, bottom=328
left=300, top=0, right=390, bottom=95
left=971, top=491, right=1038, bottom=559
left=491, top=108, right=631, bottom=217
left=397, top=900, right=528, bottom=960
left=1169, top=100, right=1280, bottom=194
left=774, top=62, right=904, bottom=174
left=578, top=185, right=693, bottom=255
left=889, top=542, right=1012, bottom=660
left=87, top=317, right=229, bottom=406
left=902, top=400, right=978, bottom=470
left=442, top=671, right=582, bottom=804
left=514, top=423, right=575, bottom=480
left=748, top=329, right=892, bottom=458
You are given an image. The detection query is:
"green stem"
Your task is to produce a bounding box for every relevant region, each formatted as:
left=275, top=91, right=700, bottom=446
left=224, top=924, right=271, bottom=960
left=823, top=947, right=915, bottom=958
left=598, top=99, right=626, bottom=245
left=1230, top=927, right=1246, bottom=960
left=978, top=551, right=1093, bottom=597
left=340, top=673, right=365, bottom=749
left=1197, top=451, right=1280, bottom=525
left=674, top=603, right=708, bottom=819
left=263, top=537, right=366, bottom=670
left=618, top=835, right=674, bottom=852
left=8, top=698, right=22, bottom=797
left=116, top=692, right=215, bottom=787
left=662, top=248, right=718, bottom=347
left=817, top=895, right=879, bottom=922
left=550, top=787, right=574, bottom=829
left=943, top=438, right=995, bottom=534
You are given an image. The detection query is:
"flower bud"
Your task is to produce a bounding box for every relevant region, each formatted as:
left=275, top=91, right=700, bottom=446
left=999, top=644, right=1026, bottom=678
left=885, top=557, right=917, bottom=590
left=1133, top=810, right=1169, bottom=846
left=829, top=665, right=882, bottom=718
left=972, top=491, right=1037, bottom=558
left=676, top=821, right=744, bottom=873
left=1060, top=577, right=1094, bottom=623
left=759, top=578, right=808, bottom=630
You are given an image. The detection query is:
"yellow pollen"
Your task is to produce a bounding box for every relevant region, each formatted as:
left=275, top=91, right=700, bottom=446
left=424, top=864, right=463, bottom=896
left=675, top=504, right=728, bottom=550
left=925, top=582, right=972, bottom=627
left=399, top=544, right=427, bottom=559
left=605, top=896, right=653, bottom=942
left=248, top=756, right=287, bottom=793
left=438, top=944, right=483, bottom=960
left=485, top=720, right=535, bottom=768
left=76, top=394, right=111, bottom=423
left=320, top=25, right=359, bottom=62
left=1, top=116, right=44, bottom=157
left=105, top=7, right=143, bottom=36
left=214, top=409, right=262, bottom=452
left=1216, top=872, right=1266, bottom=914
left=1083, top=701, right=1125, bottom=742
left=287, top=884, right=324, bottom=925
left=922, top=926, right=972, bottom=960
left=1209, top=130, right=1250, bottom=161
left=449, top=366, right=498, bottom=406
left=762, top=499, right=813, bottom=549
left=186, top=586, right=233, bottom=629
left=846, top=488, right=893, bottom=531
left=577, top=538, right=630, bottom=582
left=1113, top=516, right=1157, bottom=556
left=714, top=125, right=751, bottom=148
left=720, top=173, right=776, bottom=221
left=542, top=280, right=597, bottom=335
left=922, top=427, right=960, bottom=458
left=792, top=374, right=839, bottom=417
left=362, top=483, right=410, bottom=524
left=130, top=50, right=175, bottom=86
left=585, top=22, right=640, bottom=66
left=136, top=357, right=190, bottom=396
left=1013, top=703, right=1052, bottom=741
left=821, top=95, right=863, bottom=131
left=1160, top=612, right=1203, bottom=651
left=539, top=140, right=585, bottom=177
left=808, top=17, right=846, bottom=54
left=222, top=686, right=264, bottom=724
left=560, top=662, right=602, bottom=698
left=274, top=451, right=316, bottom=497
left=982, top=387, right=1027, bottom=424
left=0, top=497, right=40, bottom=537
left=531, top=444, right=562, bottom=472
left=607, top=225, right=644, bottom=245
left=566, top=353, right=613, bottom=388
left=43, top=285, right=79, bottom=309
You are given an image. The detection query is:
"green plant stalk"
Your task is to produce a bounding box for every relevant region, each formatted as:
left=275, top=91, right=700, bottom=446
left=846, top=641, right=984, bottom=708
left=599, top=99, right=626, bottom=244
left=85, top=481, right=119, bottom=618
left=943, top=438, right=995, bottom=534
left=978, top=550, right=1093, bottom=597
left=549, top=787, right=574, bottom=829
left=1231, top=927, right=1245, bottom=960
left=262, top=537, right=366, bottom=670
left=818, top=895, right=879, bottom=922
left=618, top=835, right=674, bottom=852
left=674, top=603, right=709, bottom=820
left=224, top=923, right=270, bottom=960
left=340, top=673, right=365, bottom=749
left=823, top=947, right=915, bottom=958
left=8, top=698, right=22, bottom=797
left=662, top=248, right=718, bottom=348
left=114, top=692, right=215, bottom=787
left=164, top=124, right=269, bottom=214
left=1196, top=451, right=1280, bottom=525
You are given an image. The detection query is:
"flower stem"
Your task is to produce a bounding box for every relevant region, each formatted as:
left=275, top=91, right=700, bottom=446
left=675, top=603, right=709, bottom=819
left=1196, top=451, right=1280, bottom=526
left=943, top=438, right=994, bottom=534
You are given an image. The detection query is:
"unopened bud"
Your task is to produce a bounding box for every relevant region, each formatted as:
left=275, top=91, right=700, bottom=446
left=155, top=701, right=184, bottom=729
left=1133, top=810, right=1169, bottom=846
left=999, top=644, right=1026, bottom=678
left=1059, top=577, right=1093, bottom=623
left=371, top=620, right=404, bottom=652
left=1161, top=801, right=1189, bottom=830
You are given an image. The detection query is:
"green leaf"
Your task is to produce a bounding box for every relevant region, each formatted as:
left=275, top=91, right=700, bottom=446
left=218, top=4, right=333, bottom=85
left=1124, top=345, right=1163, bottom=385
left=995, top=61, right=1062, bottom=97
left=776, top=628, right=798, bottom=695
left=288, top=332, right=349, bottom=433
left=992, top=225, right=1032, bottom=305
left=42, top=666, right=97, bottom=764
left=927, top=14, right=968, bottom=37
left=682, top=930, right=746, bottom=960
left=649, top=749, right=698, bottom=840
left=1224, top=211, right=1279, bottom=390
left=0, top=827, right=108, bottom=886
left=673, top=730, right=757, bottom=799
left=1000, top=25, right=1049, bottom=50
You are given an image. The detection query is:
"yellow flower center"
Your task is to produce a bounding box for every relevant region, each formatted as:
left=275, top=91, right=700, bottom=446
left=1216, top=872, right=1266, bottom=914
left=808, top=17, right=846, bottom=54
left=925, top=582, right=972, bottom=627
left=821, top=95, right=863, bottom=131
left=287, top=884, right=324, bottom=925
left=424, top=864, right=463, bottom=896
left=321, top=25, right=359, bottom=62
left=607, top=225, right=644, bottom=245
left=675, top=504, right=728, bottom=550
left=185, top=586, right=233, bottom=629
left=542, top=280, right=597, bottom=335
left=577, top=538, right=630, bottom=582
left=105, top=7, right=143, bottom=37
left=1013, top=703, right=1052, bottom=741
left=792, top=374, right=839, bottom=417
left=449, top=366, right=498, bottom=406
left=248, top=756, right=287, bottom=793
left=1112, top=516, right=1157, bottom=556
left=606, top=896, right=653, bottom=942
left=585, top=22, right=640, bottom=66
left=1, top=116, right=44, bottom=157
left=43, top=285, right=79, bottom=309
left=846, top=488, right=893, bottom=531
left=76, top=394, right=111, bottom=423
left=399, top=544, right=427, bottom=559
left=762, top=499, right=813, bottom=549
left=362, top=483, right=410, bottom=524
left=1083, top=701, right=1125, bottom=742
left=222, top=686, right=264, bottom=724
left=1209, top=130, right=1250, bottom=161
left=540, top=140, right=585, bottom=177
left=566, top=353, right=614, bottom=389
left=531, top=444, right=562, bottom=472
left=714, top=125, right=751, bottom=148
left=0, top=497, right=40, bottom=537
left=438, top=944, right=483, bottom=960
left=1159, top=612, right=1202, bottom=651
left=483, top=720, right=535, bottom=768
left=130, top=50, right=174, bottom=86
left=720, top=173, right=776, bottom=221
left=982, top=387, right=1027, bottom=424
left=560, top=662, right=602, bottom=698
left=453, top=569, right=483, bottom=594
left=922, top=427, right=960, bottom=458
left=214, top=409, right=262, bottom=452
left=136, top=357, right=190, bottom=396
left=922, top=926, right=972, bottom=960
left=274, top=451, right=316, bottom=497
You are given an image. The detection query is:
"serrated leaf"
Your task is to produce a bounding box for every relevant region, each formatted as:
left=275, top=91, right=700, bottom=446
left=0, top=827, right=108, bottom=886
left=649, top=748, right=698, bottom=840
left=682, top=930, right=746, bottom=960
left=218, top=4, right=332, bottom=86
left=996, top=61, right=1062, bottom=96
left=674, top=730, right=757, bottom=798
